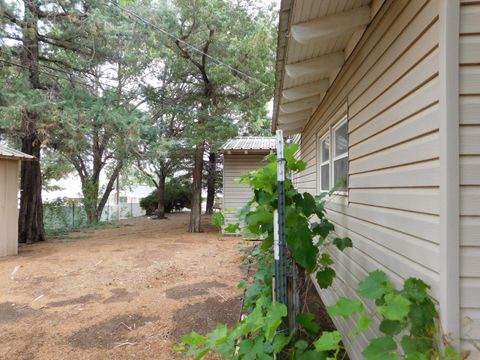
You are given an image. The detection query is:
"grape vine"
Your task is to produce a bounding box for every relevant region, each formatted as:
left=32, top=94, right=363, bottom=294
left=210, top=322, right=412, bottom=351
left=178, top=144, right=463, bottom=360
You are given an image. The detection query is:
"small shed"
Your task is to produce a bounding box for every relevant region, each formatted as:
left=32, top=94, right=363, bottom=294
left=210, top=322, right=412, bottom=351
left=221, top=137, right=276, bottom=228
left=0, top=145, right=34, bottom=257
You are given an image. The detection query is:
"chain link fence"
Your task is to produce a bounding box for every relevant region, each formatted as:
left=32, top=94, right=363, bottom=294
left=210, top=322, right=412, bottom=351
left=43, top=198, right=145, bottom=233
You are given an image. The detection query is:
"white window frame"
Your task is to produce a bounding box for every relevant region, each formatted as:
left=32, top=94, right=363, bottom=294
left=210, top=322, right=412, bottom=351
left=317, top=116, right=348, bottom=195
left=332, top=117, right=348, bottom=194
left=319, top=132, right=330, bottom=192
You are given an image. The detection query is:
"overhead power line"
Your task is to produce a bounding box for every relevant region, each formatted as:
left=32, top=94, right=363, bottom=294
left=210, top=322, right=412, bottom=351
left=112, top=2, right=268, bottom=86
left=0, top=58, right=91, bottom=87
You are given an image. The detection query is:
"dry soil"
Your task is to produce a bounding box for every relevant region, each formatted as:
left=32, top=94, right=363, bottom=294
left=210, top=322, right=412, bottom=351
left=0, top=213, right=245, bottom=359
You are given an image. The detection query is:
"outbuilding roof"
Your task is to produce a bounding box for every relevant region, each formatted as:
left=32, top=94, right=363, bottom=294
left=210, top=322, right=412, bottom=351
left=222, top=137, right=276, bottom=153
left=0, top=144, right=35, bottom=161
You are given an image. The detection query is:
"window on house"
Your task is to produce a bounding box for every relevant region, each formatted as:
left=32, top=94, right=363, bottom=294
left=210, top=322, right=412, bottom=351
left=319, top=135, right=330, bottom=191
left=333, top=119, right=348, bottom=191
left=318, top=117, right=348, bottom=192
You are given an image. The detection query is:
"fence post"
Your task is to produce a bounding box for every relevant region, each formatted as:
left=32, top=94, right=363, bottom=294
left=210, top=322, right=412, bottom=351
left=275, top=129, right=288, bottom=331
left=72, top=202, right=75, bottom=229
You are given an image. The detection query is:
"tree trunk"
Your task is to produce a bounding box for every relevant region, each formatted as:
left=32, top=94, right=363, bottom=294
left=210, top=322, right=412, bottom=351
left=205, top=152, right=216, bottom=215
left=189, top=142, right=205, bottom=232
left=96, top=161, right=123, bottom=222
left=18, top=121, right=46, bottom=244
left=82, top=178, right=99, bottom=226
left=157, top=174, right=167, bottom=219
left=18, top=1, right=46, bottom=244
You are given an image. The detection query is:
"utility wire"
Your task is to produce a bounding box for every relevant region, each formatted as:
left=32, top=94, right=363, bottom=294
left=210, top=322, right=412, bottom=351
left=0, top=58, right=91, bottom=88
left=112, top=2, right=268, bottom=86
left=0, top=58, right=120, bottom=91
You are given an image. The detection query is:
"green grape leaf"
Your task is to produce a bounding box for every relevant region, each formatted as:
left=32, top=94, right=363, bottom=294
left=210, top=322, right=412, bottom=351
left=238, top=336, right=271, bottom=360
left=294, top=339, right=309, bottom=352
left=296, top=312, right=320, bottom=336
left=311, top=221, right=334, bottom=238
left=287, top=223, right=318, bottom=272
left=314, top=331, right=342, bottom=352
left=204, top=323, right=228, bottom=348
left=224, top=223, right=240, bottom=234
left=297, top=350, right=327, bottom=360
left=238, top=280, right=248, bottom=289
left=357, top=314, right=372, bottom=331
left=403, top=278, right=430, bottom=301
left=181, top=331, right=207, bottom=346
left=264, top=302, right=287, bottom=341
left=318, top=253, right=334, bottom=266
left=327, top=297, right=363, bottom=319
left=246, top=210, right=272, bottom=227
left=379, top=319, right=407, bottom=336
left=272, top=334, right=292, bottom=353
left=284, top=144, right=307, bottom=172
left=401, top=336, right=434, bottom=357
left=333, top=237, right=353, bottom=251
left=444, top=345, right=462, bottom=360
left=316, top=267, right=336, bottom=289
left=409, top=300, right=437, bottom=335
left=406, top=353, right=428, bottom=360
left=261, top=234, right=274, bottom=250
left=378, top=293, right=411, bottom=321
left=362, top=336, right=398, bottom=360
left=294, top=192, right=317, bottom=217
left=358, top=270, right=389, bottom=299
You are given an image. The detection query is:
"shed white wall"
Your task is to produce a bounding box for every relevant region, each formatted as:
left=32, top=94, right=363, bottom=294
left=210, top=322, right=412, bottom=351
left=0, top=159, right=19, bottom=257
left=459, top=0, right=480, bottom=352
left=295, top=0, right=446, bottom=357
left=223, top=154, right=267, bottom=227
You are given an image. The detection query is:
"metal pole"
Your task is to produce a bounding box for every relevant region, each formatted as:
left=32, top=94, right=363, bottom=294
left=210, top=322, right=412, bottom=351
left=275, top=129, right=288, bottom=310
left=116, top=175, right=120, bottom=221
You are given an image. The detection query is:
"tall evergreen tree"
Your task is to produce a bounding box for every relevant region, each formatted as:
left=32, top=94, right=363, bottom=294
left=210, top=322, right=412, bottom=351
left=0, top=0, right=110, bottom=242
left=152, top=0, right=276, bottom=232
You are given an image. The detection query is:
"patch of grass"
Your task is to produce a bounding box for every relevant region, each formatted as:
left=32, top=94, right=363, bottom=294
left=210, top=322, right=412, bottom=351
left=46, top=220, right=120, bottom=239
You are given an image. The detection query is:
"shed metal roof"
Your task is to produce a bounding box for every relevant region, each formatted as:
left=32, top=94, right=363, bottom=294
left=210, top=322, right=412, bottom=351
left=222, top=137, right=276, bottom=152
left=0, top=144, right=35, bottom=161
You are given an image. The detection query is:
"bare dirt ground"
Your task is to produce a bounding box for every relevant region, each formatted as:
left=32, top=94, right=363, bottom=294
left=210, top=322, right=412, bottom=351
left=0, top=213, right=246, bottom=359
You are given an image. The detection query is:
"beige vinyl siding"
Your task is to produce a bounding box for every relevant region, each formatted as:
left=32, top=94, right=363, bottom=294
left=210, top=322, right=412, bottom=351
left=223, top=154, right=267, bottom=227
left=0, top=159, right=19, bottom=257
left=459, top=1, right=480, bottom=352
left=295, top=1, right=442, bottom=357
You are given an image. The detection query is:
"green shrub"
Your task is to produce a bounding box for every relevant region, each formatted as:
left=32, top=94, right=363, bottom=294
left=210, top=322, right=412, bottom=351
left=140, top=179, right=192, bottom=215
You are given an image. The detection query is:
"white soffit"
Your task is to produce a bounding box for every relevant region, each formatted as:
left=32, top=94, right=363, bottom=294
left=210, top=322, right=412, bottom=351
left=280, top=94, right=322, bottom=113
left=273, top=0, right=380, bottom=135
left=278, top=109, right=312, bottom=124
left=283, top=79, right=329, bottom=101
left=285, top=51, right=344, bottom=79
left=291, top=6, right=371, bottom=45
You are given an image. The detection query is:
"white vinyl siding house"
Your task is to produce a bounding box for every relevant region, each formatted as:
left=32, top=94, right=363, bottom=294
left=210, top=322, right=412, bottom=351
left=222, top=137, right=275, bottom=228
left=272, top=0, right=480, bottom=357
left=459, top=0, right=480, bottom=351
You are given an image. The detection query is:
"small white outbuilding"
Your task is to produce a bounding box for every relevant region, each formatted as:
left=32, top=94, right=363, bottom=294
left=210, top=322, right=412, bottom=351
left=0, top=145, right=34, bottom=257
left=221, top=137, right=276, bottom=228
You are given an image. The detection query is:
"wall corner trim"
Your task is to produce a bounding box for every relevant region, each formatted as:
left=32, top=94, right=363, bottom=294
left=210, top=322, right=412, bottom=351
left=438, top=0, right=460, bottom=344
